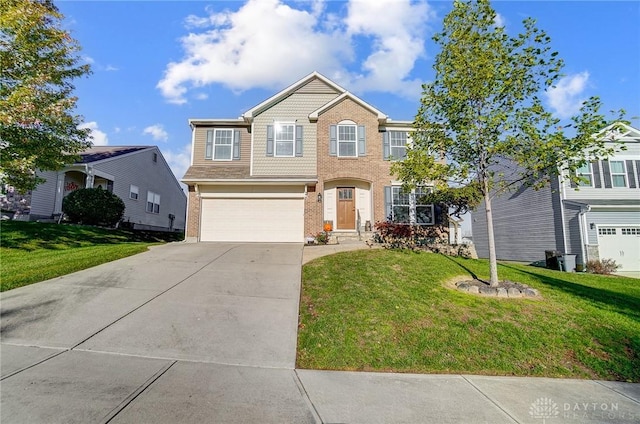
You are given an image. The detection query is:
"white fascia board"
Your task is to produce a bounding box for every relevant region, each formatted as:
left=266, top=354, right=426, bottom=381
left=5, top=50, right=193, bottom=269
left=308, top=91, right=387, bottom=123
left=181, top=178, right=318, bottom=185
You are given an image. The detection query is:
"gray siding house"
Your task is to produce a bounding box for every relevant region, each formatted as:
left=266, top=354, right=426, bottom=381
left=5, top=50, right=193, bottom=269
left=28, top=146, right=186, bottom=232
left=472, top=123, right=640, bottom=272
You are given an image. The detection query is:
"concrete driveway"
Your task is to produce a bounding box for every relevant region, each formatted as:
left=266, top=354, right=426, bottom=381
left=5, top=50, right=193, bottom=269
left=2, top=242, right=639, bottom=423
left=1, top=243, right=317, bottom=423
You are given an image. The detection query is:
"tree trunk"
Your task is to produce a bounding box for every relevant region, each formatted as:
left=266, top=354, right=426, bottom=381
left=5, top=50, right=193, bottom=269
left=483, top=193, right=500, bottom=286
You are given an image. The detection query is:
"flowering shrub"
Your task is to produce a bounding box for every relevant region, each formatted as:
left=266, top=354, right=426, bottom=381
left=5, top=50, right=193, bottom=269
left=314, top=231, right=330, bottom=245
left=586, top=259, right=620, bottom=275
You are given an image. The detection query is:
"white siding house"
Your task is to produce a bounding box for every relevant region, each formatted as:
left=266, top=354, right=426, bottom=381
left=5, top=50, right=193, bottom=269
left=472, top=123, right=640, bottom=272
left=26, top=146, right=187, bottom=232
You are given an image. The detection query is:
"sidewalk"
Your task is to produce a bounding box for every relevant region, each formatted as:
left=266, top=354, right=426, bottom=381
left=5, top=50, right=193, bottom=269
left=302, top=238, right=380, bottom=264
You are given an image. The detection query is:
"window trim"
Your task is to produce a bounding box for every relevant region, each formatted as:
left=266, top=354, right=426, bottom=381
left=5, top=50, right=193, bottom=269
left=576, top=163, right=593, bottom=187
left=609, top=160, right=627, bottom=187
left=389, top=130, right=408, bottom=161
left=337, top=124, right=357, bottom=158
left=391, top=185, right=434, bottom=225
left=213, top=128, right=234, bottom=161
left=129, top=185, right=139, bottom=200
left=146, top=191, right=160, bottom=214
left=274, top=122, right=295, bottom=158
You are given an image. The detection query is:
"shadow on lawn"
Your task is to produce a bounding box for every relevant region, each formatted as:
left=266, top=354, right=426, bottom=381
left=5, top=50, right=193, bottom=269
left=500, top=263, right=640, bottom=321
left=1, top=221, right=182, bottom=251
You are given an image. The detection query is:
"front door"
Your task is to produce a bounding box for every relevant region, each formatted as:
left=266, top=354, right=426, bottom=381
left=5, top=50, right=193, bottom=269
left=337, top=187, right=355, bottom=230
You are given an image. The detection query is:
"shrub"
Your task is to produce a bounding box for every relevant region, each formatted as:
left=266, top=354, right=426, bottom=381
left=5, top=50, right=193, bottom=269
left=586, top=258, right=620, bottom=275
left=314, top=231, right=330, bottom=245
left=374, top=221, right=448, bottom=250
left=62, top=188, right=125, bottom=227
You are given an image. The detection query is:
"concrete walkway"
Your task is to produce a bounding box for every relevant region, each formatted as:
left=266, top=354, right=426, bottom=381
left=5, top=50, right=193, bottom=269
left=1, top=242, right=638, bottom=423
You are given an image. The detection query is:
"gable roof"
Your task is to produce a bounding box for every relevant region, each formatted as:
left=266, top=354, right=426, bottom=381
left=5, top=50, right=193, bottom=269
left=595, top=122, right=640, bottom=142
left=308, top=91, right=388, bottom=123
left=241, top=71, right=346, bottom=122
left=77, top=146, right=153, bottom=164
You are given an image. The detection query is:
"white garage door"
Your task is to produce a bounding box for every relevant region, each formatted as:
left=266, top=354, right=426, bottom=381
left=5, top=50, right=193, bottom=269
left=200, top=198, right=304, bottom=242
left=597, top=226, right=640, bottom=271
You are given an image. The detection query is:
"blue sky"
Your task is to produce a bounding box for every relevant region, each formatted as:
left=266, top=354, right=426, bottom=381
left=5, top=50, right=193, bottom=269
left=58, top=0, right=640, bottom=182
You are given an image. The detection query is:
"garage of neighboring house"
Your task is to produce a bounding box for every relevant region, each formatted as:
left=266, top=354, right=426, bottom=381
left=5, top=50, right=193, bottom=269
left=596, top=225, right=640, bottom=272
left=198, top=185, right=306, bottom=243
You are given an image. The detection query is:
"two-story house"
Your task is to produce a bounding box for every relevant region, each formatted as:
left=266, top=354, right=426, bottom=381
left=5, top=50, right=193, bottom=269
left=26, top=146, right=187, bottom=232
left=183, top=72, right=444, bottom=243
left=472, top=123, right=640, bottom=272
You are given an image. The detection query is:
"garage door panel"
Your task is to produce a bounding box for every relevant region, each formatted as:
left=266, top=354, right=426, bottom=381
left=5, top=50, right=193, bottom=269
left=201, top=198, right=303, bottom=242
left=598, top=226, right=640, bottom=272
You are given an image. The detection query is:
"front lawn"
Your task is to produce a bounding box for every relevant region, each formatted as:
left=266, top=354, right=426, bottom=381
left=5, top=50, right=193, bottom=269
left=0, top=221, right=171, bottom=291
left=297, top=249, right=640, bottom=382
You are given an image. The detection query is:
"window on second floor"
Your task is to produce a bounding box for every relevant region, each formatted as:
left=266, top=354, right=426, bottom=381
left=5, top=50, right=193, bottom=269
left=130, top=185, right=139, bottom=200
left=576, top=163, right=593, bottom=187
left=146, top=191, right=160, bottom=214
left=275, top=123, right=295, bottom=157
left=338, top=124, right=357, bottom=157
left=610, top=160, right=627, bottom=187
left=213, top=129, right=233, bottom=161
left=389, top=131, right=408, bottom=160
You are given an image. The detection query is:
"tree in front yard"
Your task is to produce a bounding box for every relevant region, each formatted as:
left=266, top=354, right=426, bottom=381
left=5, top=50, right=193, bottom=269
left=0, top=0, right=92, bottom=192
left=63, top=188, right=125, bottom=227
left=393, top=0, right=624, bottom=286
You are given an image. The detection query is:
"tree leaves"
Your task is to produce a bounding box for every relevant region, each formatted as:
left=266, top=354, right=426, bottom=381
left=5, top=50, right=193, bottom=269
left=395, top=0, right=624, bottom=285
left=0, top=0, right=92, bottom=191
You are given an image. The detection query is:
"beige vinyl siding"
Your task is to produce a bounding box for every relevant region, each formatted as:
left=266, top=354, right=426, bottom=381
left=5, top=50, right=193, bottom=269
left=192, top=126, right=251, bottom=166
left=296, top=78, right=342, bottom=94
left=252, top=92, right=338, bottom=176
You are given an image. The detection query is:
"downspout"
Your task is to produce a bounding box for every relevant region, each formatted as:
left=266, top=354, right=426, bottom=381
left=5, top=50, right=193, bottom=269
left=578, top=205, right=591, bottom=267
left=558, top=174, right=569, bottom=254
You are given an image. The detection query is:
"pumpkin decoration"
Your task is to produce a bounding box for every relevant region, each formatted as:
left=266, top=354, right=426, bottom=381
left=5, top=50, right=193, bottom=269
left=323, top=221, right=333, bottom=232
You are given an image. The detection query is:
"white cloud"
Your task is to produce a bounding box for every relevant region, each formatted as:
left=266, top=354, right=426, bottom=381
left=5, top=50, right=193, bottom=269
left=494, top=13, right=506, bottom=28
left=157, top=0, right=431, bottom=104
left=342, top=0, right=432, bottom=98
left=546, top=72, right=590, bottom=118
left=78, top=121, right=108, bottom=146
left=143, top=124, right=169, bottom=142
left=105, top=65, right=119, bottom=72
left=162, top=143, right=192, bottom=183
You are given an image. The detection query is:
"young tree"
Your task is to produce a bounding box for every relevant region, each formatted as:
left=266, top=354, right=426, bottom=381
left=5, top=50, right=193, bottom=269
left=0, top=0, right=92, bottom=192
left=394, top=0, right=623, bottom=286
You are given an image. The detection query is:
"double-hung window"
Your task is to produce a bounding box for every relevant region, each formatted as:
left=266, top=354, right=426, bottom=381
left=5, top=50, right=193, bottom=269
left=338, top=124, right=357, bottom=157
left=391, top=186, right=434, bottom=225
left=212, top=129, right=233, bottom=161
left=275, top=123, right=295, bottom=157
left=390, top=131, right=408, bottom=160
left=129, top=185, right=139, bottom=200
left=576, top=163, right=593, bottom=187
left=610, top=161, right=627, bottom=187
left=146, top=191, right=160, bottom=214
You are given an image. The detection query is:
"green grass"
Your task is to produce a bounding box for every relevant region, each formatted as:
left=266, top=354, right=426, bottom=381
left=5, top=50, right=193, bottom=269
left=297, top=249, right=640, bottom=382
left=0, top=221, right=167, bottom=291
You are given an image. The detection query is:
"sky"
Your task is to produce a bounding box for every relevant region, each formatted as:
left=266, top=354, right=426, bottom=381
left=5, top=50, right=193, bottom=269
left=57, top=0, right=640, bottom=184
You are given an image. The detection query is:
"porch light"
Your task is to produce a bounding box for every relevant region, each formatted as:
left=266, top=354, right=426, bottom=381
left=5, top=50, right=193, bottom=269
left=317, top=193, right=322, bottom=203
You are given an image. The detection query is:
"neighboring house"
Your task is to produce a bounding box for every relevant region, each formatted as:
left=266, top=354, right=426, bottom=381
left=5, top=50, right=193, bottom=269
left=26, top=146, right=187, bottom=232
left=183, top=72, right=446, bottom=243
left=472, top=123, right=640, bottom=272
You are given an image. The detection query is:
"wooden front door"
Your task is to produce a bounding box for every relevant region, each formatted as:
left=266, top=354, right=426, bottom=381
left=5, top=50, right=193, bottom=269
left=337, top=188, right=355, bottom=230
